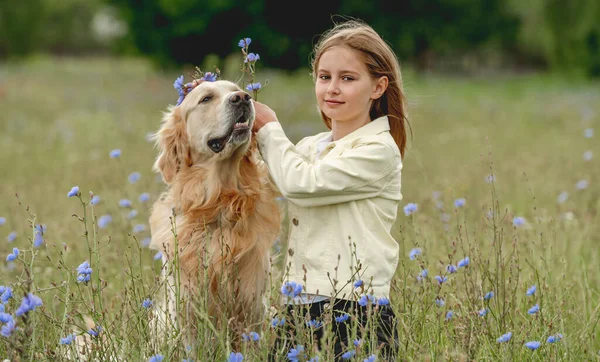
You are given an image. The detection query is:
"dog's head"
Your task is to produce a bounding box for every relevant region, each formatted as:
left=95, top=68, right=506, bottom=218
left=153, top=80, right=255, bottom=184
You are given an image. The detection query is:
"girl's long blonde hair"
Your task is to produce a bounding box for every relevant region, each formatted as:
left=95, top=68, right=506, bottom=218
left=311, top=19, right=411, bottom=158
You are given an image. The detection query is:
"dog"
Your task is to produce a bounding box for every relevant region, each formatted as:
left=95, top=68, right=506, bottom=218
left=148, top=79, right=282, bottom=348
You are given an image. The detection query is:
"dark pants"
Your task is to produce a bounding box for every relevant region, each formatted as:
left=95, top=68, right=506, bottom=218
left=269, top=298, right=399, bottom=361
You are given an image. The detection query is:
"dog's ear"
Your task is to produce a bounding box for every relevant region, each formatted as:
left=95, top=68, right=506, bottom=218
left=153, top=106, right=192, bottom=184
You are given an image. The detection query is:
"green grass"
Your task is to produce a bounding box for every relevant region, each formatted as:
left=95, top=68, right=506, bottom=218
left=0, top=54, right=599, bottom=361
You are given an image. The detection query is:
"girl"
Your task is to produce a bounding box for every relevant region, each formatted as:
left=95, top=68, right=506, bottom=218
left=253, top=19, right=409, bottom=361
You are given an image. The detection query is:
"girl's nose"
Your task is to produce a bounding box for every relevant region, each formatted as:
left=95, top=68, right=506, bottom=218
left=327, top=82, right=340, bottom=95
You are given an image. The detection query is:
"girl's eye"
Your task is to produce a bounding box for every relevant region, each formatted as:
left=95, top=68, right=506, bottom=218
left=342, top=76, right=354, bottom=81
left=319, top=75, right=330, bottom=80
left=199, top=96, right=212, bottom=104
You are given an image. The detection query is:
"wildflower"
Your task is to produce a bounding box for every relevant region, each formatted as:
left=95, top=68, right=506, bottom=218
left=526, top=285, right=536, bottom=296
left=127, top=209, right=138, bottom=219
left=148, top=354, right=164, bottom=362
left=417, top=269, right=428, bottom=281
left=547, top=334, right=563, bottom=343
left=0, top=217, right=5, bottom=225
left=447, top=265, right=457, bottom=273
left=139, top=193, right=150, bottom=203
left=435, top=275, right=448, bottom=284
left=335, top=314, right=349, bottom=323
left=245, top=53, right=260, bottom=62
left=478, top=308, right=489, bottom=317
left=353, top=339, right=362, bottom=346
left=271, top=317, right=285, bottom=327
left=584, top=128, right=594, bottom=138
left=98, top=215, right=112, bottom=228
left=484, top=291, right=494, bottom=300
left=77, top=261, right=93, bottom=283
left=364, top=355, right=376, bottom=362
left=238, top=38, right=251, bottom=48
left=576, top=180, right=589, bottom=190
left=435, top=298, right=445, bottom=307
left=91, top=195, right=100, bottom=205
left=6, top=247, right=19, bottom=262
left=583, top=150, right=592, bottom=161
left=242, top=331, right=260, bottom=341
left=246, top=82, right=262, bottom=92
left=377, top=297, right=390, bottom=306
left=497, top=332, right=512, bottom=343
left=306, top=320, right=322, bottom=329
left=353, top=280, right=363, bottom=288
left=60, top=334, right=76, bottom=345
left=67, top=186, right=79, bottom=198
left=454, top=198, right=466, bottom=208
left=524, top=341, right=541, bottom=350
left=445, top=311, right=454, bottom=320
left=403, top=203, right=418, bottom=216
left=358, top=294, right=376, bottom=307
left=1, top=319, right=15, bottom=337
left=457, top=257, right=469, bottom=268
left=287, top=345, right=305, bottom=361
left=174, top=75, right=185, bottom=95
left=440, top=213, right=451, bottom=223
left=408, top=247, right=422, bottom=260
left=485, top=174, right=495, bottom=183
left=201, top=72, right=217, bottom=82
left=341, top=350, right=356, bottom=360
left=110, top=149, right=121, bottom=158
left=153, top=251, right=163, bottom=260
left=1, top=287, right=13, bottom=303
left=281, top=281, right=303, bottom=298
left=528, top=304, right=539, bottom=314
left=33, top=232, right=44, bottom=248
left=88, top=325, right=102, bottom=337
left=142, top=298, right=153, bottom=309
left=309, top=358, right=319, bottom=362
left=141, top=237, right=152, bottom=247
left=7, top=231, right=16, bottom=243
left=228, top=352, right=243, bottom=362
left=119, top=199, right=132, bottom=208
left=128, top=172, right=141, bottom=184
left=512, top=217, right=526, bottom=227
left=15, top=293, right=43, bottom=316
left=0, top=312, right=13, bottom=323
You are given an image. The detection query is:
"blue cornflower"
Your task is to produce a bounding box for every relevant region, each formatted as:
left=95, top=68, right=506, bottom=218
left=133, top=224, right=146, bottom=233
left=556, top=191, right=568, bottom=204
left=142, top=298, right=153, bottom=309
left=15, top=293, right=43, bottom=316
left=0, top=217, right=5, bottom=225
left=377, top=297, right=390, bottom=306
left=457, top=256, right=470, bottom=268
left=341, top=350, right=356, bottom=360
left=308, top=358, right=319, bottom=362
left=6, top=247, right=19, bottom=262
left=281, top=281, right=303, bottom=298
left=60, top=334, right=76, bottom=345
left=528, top=304, right=539, bottom=315
left=242, top=331, right=260, bottom=341
left=447, top=265, right=457, bottom=273
left=353, top=280, right=363, bottom=288
left=91, top=195, right=100, bottom=205
left=409, top=247, right=422, bottom=260
left=526, top=285, right=536, bottom=296
left=148, top=354, right=164, bottom=362
left=478, top=308, right=489, bottom=317
left=33, top=232, right=44, bottom=248
left=238, top=38, right=251, bottom=48
left=445, top=310, right=454, bottom=320
left=0, top=312, right=13, bottom=323
left=485, top=174, right=495, bottom=183
left=287, top=345, right=305, bottom=361
left=245, top=53, right=260, bottom=62
left=335, top=314, right=349, bottom=323
left=576, top=180, right=589, bottom=190
left=435, top=298, right=445, bottom=307
left=174, top=75, right=185, bottom=95
left=353, top=339, right=362, bottom=346
left=98, top=215, right=112, bottom=228
left=201, top=72, right=217, bottom=82
left=77, top=261, right=92, bottom=283
left=524, top=341, right=541, bottom=350
left=403, top=203, right=418, bottom=216
left=67, top=186, right=79, bottom=198
left=417, top=269, right=428, bottom=282
left=358, top=294, right=376, bottom=307
left=153, top=251, right=163, bottom=260
left=109, top=149, right=121, bottom=158
left=435, top=275, right=448, bottom=284
left=228, top=352, right=244, bottom=362
left=512, top=217, right=526, bottom=227
left=454, top=198, right=466, bottom=208
left=141, top=237, right=151, bottom=247
left=584, top=128, right=594, bottom=138
left=127, top=209, right=138, bottom=219
left=139, top=193, right=150, bottom=203
left=547, top=334, right=563, bottom=343
left=1, top=287, right=13, bottom=303
left=484, top=291, right=494, bottom=300
left=246, top=83, right=261, bottom=92
left=364, top=355, right=376, bottom=362
left=88, top=325, right=102, bottom=337
left=497, top=332, right=512, bottom=343
left=271, top=317, right=285, bottom=327
left=7, top=231, right=17, bottom=243
left=128, top=172, right=141, bottom=184
left=1, top=319, right=15, bottom=337
left=583, top=150, right=592, bottom=161
left=119, top=199, right=132, bottom=208
left=306, top=319, right=322, bottom=329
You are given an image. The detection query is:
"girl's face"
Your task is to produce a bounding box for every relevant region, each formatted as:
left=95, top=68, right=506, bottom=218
left=315, top=46, right=380, bottom=124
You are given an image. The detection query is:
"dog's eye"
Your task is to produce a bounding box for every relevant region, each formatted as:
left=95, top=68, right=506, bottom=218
left=199, top=96, right=212, bottom=104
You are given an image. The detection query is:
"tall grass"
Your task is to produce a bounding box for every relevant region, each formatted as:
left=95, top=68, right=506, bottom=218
left=0, top=55, right=598, bottom=361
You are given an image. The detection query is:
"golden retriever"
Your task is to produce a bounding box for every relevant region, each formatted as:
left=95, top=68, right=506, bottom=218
left=148, top=79, right=281, bottom=347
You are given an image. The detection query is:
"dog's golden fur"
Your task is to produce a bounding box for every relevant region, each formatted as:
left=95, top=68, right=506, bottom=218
left=148, top=80, right=281, bottom=344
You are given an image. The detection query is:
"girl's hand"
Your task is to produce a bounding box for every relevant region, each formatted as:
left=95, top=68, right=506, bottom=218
left=252, top=100, right=279, bottom=132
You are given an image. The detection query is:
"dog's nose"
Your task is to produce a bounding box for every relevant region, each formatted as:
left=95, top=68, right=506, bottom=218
left=229, top=91, right=251, bottom=105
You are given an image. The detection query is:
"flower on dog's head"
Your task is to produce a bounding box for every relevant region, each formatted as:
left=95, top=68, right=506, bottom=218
left=173, top=68, right=220, bottom=106
left=201, top=72, right=217, bottom=82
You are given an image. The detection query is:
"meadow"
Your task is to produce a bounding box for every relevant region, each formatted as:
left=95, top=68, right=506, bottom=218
left=0, top=54, right=598, bottom=361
